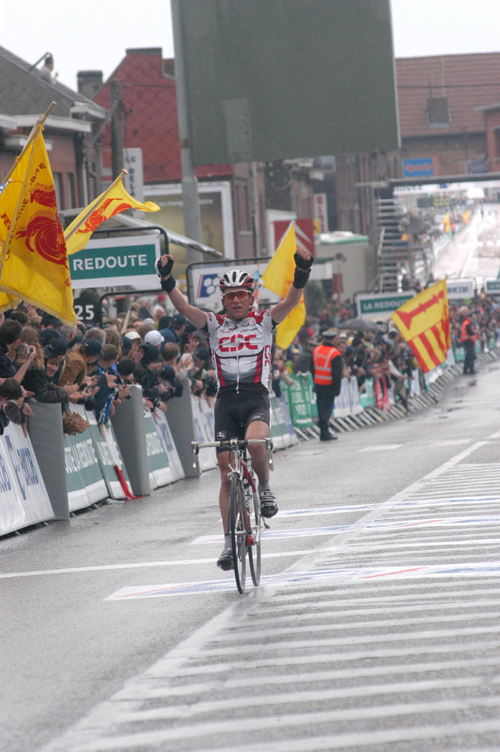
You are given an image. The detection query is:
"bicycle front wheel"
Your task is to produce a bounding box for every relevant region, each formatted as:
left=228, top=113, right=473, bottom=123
left=248, top=488, right=261, bottom=587
left=230, top=475, right=247, bottom=594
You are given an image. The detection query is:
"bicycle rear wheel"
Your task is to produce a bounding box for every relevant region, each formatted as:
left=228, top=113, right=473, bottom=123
left=230, top=475, right=247, bottom=594
left=248, top=487, right=261, bottom=587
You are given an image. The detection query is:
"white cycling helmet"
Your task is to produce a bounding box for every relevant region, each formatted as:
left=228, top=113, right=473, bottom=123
left=219, top=269, right=256, bottom=295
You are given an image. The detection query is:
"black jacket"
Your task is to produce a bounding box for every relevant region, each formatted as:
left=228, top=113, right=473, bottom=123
left=22, top=367, right=69, bottom=406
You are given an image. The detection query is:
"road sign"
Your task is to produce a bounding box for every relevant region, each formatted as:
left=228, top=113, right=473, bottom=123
left=357, top=291, right=415, bottom=319
left=484, top=279, right=500, bottom=295
left=70, top=236, right=160, bottom=290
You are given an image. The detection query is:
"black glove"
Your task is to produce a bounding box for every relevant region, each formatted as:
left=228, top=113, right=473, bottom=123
left=156, top=257, right=174, bottom=278
left=294, top=252, right=314, bottom=270
left=161, top=275, right=176, bottom=293
left=293, top=251, right=313, bottom=289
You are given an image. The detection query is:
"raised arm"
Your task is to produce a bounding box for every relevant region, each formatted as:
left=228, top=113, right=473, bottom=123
left=156, top=255, right=208, bottom=329
left=271, top=246, right=314, bottom=325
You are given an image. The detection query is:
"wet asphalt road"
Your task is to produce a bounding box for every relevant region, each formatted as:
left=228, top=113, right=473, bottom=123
left=2, top=360, right=500, bottom=751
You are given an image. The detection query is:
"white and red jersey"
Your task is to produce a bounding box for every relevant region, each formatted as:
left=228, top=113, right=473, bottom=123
left=204, top=310, right=276, bottom=395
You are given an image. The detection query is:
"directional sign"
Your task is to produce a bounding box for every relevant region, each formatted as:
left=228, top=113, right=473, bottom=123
left=70, top=236, right=160, bottom=290
left=357, top=291, right=415, bottom=320
left=484, top=279, right=500, bottom=295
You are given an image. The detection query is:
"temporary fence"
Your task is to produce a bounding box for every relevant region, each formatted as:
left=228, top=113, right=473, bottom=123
left=3, top=346, right=499, bottom=537
left=1, top=377, right=298, bottom=536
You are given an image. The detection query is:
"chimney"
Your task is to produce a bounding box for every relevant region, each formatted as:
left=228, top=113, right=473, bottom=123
left=77, top=70, right=103, bottom=100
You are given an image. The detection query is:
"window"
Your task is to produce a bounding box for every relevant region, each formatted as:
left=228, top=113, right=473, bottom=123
left=53, top=172, right=64, bottom=209
left=67, top=173, right=76, bottom=210
left=426, top=98, right=450, bottom=128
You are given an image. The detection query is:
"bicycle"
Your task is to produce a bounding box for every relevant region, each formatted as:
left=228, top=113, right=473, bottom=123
left=192, top=438, right=274, bottom=594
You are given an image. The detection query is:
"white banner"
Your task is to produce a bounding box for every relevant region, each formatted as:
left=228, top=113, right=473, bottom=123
left=334, top=378, right=351, bottom=417
left=446, top=278, right=475, bottom=300
left=191, top=396, right=217, bottom=471
left=152, top=411, right=185, bottom=482
left=0, top=423, right=52, bottom=536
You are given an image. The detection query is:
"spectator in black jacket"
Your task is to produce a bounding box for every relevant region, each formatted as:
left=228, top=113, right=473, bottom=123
left=19, top=331, right=78, bottom=405
left=0, top=319, right=39, bottom=383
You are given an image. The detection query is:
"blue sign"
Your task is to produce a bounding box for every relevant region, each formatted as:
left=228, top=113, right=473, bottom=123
left=466, top=160, right=486, bottom=175
left=402, top=158, right=434, bottom=178
left=196, top=273, right=221, bottom=299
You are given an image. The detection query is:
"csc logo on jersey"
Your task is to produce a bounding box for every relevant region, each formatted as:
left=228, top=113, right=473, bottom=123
left=219, top=333, right=258, bottom=353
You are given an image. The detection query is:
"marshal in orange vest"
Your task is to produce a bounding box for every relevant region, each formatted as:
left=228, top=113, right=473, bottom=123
left=313, top=344, right=341, bottom=385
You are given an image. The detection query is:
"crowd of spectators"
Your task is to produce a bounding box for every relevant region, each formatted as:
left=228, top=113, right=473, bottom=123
left=271, top=292, right=500, bottom=412
left=1, top=287, right=499, bottom=437
left=0, top=294, right=217, bottom=437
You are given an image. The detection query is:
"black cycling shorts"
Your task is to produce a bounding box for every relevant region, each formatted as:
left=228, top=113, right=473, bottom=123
left=214, top=392, right=270, bottom=453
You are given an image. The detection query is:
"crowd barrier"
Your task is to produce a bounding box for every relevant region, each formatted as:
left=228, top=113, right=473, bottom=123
left=3, top=345, right=500, bottom=537
left=0, top=420, right=52, bottom=537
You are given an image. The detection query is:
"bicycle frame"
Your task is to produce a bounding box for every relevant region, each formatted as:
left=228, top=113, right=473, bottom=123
left=191, top=437, right=273, bottom=593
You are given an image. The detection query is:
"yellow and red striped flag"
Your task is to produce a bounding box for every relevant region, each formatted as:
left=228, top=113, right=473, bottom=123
left=260, top=223, right=306, bottom=349
left=390, top=279, right=450, bottom=373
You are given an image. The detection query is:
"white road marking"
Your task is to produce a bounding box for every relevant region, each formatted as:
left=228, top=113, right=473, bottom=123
left=0, top=550, right=322, bottom=580
left=191, top=524, right=354, bottom=545
left=432, top=439, right=471, bottom=446
left=358, top=444, right=402, bottom=451
left=39, top=704, right=500, bottom=751
left=108, top=678, right=482, bottom=722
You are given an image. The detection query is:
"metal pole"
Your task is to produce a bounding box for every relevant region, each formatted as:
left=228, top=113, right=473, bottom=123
left=110, top=79, right=123, bottom=179
left=251, top=161, right=260, bottom=257
left=171, top=0, right=203, bottom=268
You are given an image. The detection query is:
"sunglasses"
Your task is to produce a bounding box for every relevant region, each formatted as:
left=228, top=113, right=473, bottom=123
left=223, top=290, right=250, bottom=301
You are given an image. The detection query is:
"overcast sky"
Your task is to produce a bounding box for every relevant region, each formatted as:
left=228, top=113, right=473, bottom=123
left=3, top=0, right=500, bottom=91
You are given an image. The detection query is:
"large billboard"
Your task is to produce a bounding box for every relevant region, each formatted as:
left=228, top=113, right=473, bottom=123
left=180, top=0, right=400, bottom=165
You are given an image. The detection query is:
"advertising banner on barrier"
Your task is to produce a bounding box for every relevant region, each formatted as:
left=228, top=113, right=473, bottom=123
left=3, top=423, right=52, bottom=526
left=446, top=278, right=475, bottom=300
left=334, top=378, right=351, bottom=417
left=282, top=374, right=315, bottom=429
left=63, top=406, right=108, bottom=510
left=85, top=410, right=129, bottom=500
left=269, top=396, right=289, bottom=449
left=410, top=370, right=421, bottom=396
left=349, top=377, right=363, bottom=415
left=0, top=435, right=30, bottom=536
left=191, top=396, right=217, bottom=471
left=152, top=412, right=185, bottom=482
left=143, top=411, right=173, bottom=488
left=277, top=396, right=298, bottom=446
left=358, top=378, right=375, bottom=408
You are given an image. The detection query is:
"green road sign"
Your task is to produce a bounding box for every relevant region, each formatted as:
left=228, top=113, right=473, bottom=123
left=70, top=236, right=160, bottom=290
left=357, top=292, right=415, bottom=318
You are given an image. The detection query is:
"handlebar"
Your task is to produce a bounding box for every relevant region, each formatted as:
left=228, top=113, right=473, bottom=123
left=191, top=437, right=274, bottom=473
left=191, top=438, right=273, bottom=452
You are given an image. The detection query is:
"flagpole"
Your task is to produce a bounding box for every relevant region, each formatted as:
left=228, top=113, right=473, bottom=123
left=64, top=169, right=128, bottom=241
left=1, top=101, right=57, bottom=183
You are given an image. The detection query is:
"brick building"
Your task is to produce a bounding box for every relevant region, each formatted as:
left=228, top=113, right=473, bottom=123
left=334, top=52, right=500, bottom=236
left=0, top=46, right=107, bottom=210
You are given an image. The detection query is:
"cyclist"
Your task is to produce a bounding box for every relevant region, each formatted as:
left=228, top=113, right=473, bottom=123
left=155, top=248, right=313, bottom=570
